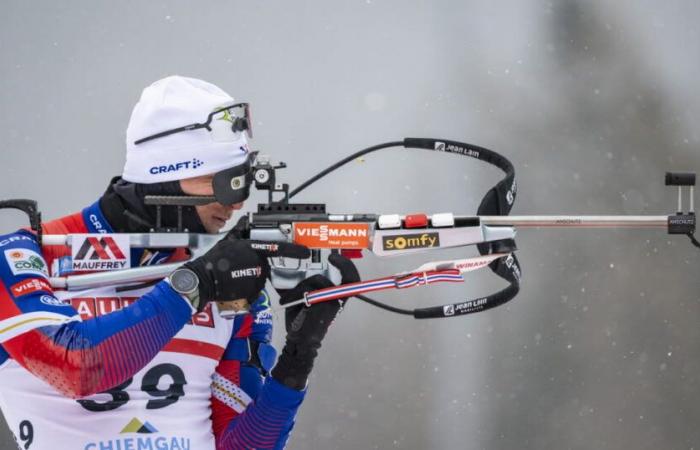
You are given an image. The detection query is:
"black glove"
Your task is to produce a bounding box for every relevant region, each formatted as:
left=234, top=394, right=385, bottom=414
left=183, top=239, right=310, bottom=311
left=271, top=253, right=360, bottom=390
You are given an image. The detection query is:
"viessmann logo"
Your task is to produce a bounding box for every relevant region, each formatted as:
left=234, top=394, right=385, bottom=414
left=71, top=234, right=131, bottom=271
left=10, top=278, right=53, bottom=297
left=294, top=223, right=370, bottom=249
left=382, top=232, right=440, bottom=251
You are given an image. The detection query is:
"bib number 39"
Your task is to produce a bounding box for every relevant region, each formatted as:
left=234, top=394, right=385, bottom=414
left=77, top=363, right=187, bottom=412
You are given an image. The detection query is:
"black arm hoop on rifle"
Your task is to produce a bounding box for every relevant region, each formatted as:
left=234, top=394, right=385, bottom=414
left=0, top=199, right=42, bottom=245
left=288, top=138, right=522, bottom=319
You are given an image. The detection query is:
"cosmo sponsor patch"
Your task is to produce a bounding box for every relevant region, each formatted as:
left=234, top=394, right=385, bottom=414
left=293, top=222, right=370, bottom=249
left=10, top=278, right=52, bottom=297
left=71, top=234, right=131, bottom=272
left=4, top=248, right=48, bottom=277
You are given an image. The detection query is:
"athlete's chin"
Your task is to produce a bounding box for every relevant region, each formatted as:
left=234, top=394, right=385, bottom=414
left=205, top=224, right=222, bottom=234
left=204, top=218, right=227, bottom=233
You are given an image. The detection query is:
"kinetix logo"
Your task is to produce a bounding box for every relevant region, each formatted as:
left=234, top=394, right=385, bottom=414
left=230, top=266, right=262, bottom=279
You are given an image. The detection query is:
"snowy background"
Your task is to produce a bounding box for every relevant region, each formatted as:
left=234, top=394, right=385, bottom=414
left=2, top=1, right=700, bottom=449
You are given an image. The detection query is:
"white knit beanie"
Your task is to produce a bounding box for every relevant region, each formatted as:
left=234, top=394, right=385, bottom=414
left=123, top=76, right=250, bottom=183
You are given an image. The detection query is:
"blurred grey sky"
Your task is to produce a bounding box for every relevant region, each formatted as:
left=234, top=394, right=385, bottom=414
left=1, top=1, right=699, bottom=449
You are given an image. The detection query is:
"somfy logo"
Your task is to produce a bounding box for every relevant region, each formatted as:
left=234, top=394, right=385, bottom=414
left=382, top=233, right=440, bottom=251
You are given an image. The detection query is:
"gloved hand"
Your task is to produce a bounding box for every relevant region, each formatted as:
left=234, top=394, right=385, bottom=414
left=183, top=239, right=310, bottom=311
left=271, top=253, right=360, bottom=390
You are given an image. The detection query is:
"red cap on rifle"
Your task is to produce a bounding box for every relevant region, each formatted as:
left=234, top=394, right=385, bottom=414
left=404, top=214, right=428, bottom=228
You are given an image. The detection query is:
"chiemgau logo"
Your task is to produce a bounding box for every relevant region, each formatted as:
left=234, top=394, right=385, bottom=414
left=84, top=418, right=192, bottom=450
left=149, top=158, right=204, bottom=175
left=382, top=233, right=440, bottom=251
left=120, top=418, right=158, bottom=434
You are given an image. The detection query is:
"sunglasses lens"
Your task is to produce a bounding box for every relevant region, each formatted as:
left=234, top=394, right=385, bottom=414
left=210, top=104, right=250, bottom=142
left=243, top=103, right=253, bottom=139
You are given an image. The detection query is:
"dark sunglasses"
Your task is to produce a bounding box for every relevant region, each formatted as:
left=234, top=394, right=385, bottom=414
left=134, top=102, right=252, bottom=145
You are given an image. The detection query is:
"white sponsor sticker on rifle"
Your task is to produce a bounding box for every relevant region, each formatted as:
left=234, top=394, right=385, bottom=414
left=70, top=234, right=131, bottom=272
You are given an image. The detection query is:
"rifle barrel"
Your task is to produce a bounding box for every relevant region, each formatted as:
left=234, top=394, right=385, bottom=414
left=479, top=215, right=669, bottom=228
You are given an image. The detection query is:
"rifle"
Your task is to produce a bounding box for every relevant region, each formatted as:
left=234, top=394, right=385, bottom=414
left=2, top=138, right=696, bottom=319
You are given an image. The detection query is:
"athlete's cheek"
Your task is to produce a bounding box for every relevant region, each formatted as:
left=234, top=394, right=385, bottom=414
left=194, top=205, right=217, bottom=232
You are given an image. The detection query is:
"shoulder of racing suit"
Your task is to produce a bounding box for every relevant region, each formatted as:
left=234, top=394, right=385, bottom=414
left=0, top=199, right=195, bottom=398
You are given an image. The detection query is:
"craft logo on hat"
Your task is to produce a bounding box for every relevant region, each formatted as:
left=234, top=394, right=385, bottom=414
left=149, top=158, right=204, bottom=175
